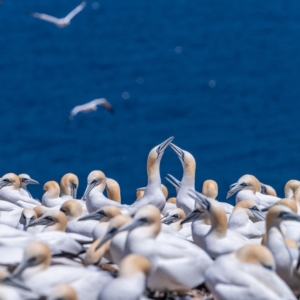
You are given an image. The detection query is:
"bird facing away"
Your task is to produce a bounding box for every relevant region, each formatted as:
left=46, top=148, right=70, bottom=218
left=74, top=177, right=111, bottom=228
left=30, top=1, right=87, bottom=28
left=69, top=98, right=114, bottom=121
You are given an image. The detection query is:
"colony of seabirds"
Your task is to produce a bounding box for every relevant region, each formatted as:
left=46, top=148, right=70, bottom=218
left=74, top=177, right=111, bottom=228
left=0, top=136, right=300, bottom=300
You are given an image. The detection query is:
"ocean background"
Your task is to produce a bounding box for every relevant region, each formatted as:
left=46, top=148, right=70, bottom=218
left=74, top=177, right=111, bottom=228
left=0, top=0, right=300, bottom=204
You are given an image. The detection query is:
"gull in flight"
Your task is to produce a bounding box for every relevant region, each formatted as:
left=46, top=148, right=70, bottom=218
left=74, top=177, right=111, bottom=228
left=30, top=0, right=87, bottom=28
left=69, top=98, right=114, bottom=120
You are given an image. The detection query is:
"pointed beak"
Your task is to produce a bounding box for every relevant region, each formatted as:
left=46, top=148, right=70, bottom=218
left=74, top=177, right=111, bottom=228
left=251, top=209, right=266, bottom=221
left=95, top=231, right=115, bottom=250
left=71, top=183, right=78, bottom=199
left=2, top=276, right=31, bottom=291
left=25, top=178, right=39, bottom=185
left=25, top=218, right=32, bottom=228
left=165, top=174, right=181, bottom=190
left=170, top=143, right=184, bottom=160
left=181, top=209, right=202, bottom=224
left=82, top=181, right=97, bottom=200
left=188, top=190, right=211, bottom=210
left=78, top=210, right=104, bottom=221
left=156, top=136, right=174, bottom=154
left=226, top=183, right=244, bottom=199
left=12, top=260, right=31, bottom=277
left=280, top=211, right=300, bottom=222
left=161, top=215, right=178, bottom=225
left=26, top=215, right=53, bottom=227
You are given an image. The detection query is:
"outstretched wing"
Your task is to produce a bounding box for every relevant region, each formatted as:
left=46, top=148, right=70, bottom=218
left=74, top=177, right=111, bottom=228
left=65, top=0, right=87, bottom=21
left=69, top=105, right=84, bottom=120
left=91, top=98, right=115, bottom=114
left=30, top=13, right=60, bottom=25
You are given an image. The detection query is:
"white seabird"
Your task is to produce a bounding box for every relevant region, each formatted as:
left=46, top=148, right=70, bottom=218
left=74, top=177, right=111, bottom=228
left=30, top=1, right=87, bottom=28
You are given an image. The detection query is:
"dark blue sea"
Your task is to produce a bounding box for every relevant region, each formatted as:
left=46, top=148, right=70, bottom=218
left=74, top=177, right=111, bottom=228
left=1, top=0, right=300, bottom=204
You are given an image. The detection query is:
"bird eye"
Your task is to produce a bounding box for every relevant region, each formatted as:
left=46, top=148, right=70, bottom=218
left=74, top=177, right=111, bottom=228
left=31, top=216, right=35, bottom=220
left=45, top=216, right=52, bottom=220
left=21, top=178, right=26, bottom=182
left=251, top=206, right=258, bottom=211
left=91, top=180, right=97, bottom=184
left=241, top=182, right=247, bottom=187
left=173, top=214, right=179, bottom=218
left=3, top=178, right=9, bottom=182
left=98, top=210, right=105, bottom=216
left=109, top=227, right=117, bottom=234
left=139, top=217, right=147, bottom=223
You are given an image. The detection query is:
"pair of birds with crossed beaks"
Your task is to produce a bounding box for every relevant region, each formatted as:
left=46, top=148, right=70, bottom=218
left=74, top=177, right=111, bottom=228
left=0, top=136, right=300, bottom=299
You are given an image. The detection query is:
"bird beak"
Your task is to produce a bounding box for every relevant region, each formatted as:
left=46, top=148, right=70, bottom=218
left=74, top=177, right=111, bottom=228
left=226, top=183, right=245, bottom=199
left=181, top=209, right=202, bottom=224
left=82, top=181, right=97, bottom=200
left=25, top=218, right=32, bottom=228
left=170, top=143, right=184, bottom=161
left=156, top=137, right=174, bottom=155
left=2, top=276, right=31, bottom=291
left=96, top=219, right=144, bottom=250
left=12, top=260, right=32, bottom=277
left=78, top=210, right=105, bottom=221
left=95, top=232, right=115, bottom=250
left=188, top=190, right=211, bottom=211
left=165, top=174, right=181, bottom=190
left=280, top=211, right=300, bottom=222
left=24, top=178, right=39, bottom=185
left=71, top=183, right=78, bottom=199
left=161, top=215, right=178, bottom=225
left=250, top=208, right=266, bottom=221
left=26, top=215, right=53, bottom=227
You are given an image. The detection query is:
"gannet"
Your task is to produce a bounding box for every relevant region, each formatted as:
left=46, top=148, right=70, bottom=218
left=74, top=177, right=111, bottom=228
left=169, top=143, right=196, bottom=215
left=60, top=200, right=97, bottom=237
left=106, top=178, right=121, bottom=203
left=98, top=254, right=151, bottom=300
left=48, top=284, right=78, bottom=300
left=83, top=137, right=174, bottom=213
left=92, top=215, right=132, bottom=265
left=69, top=98, right=114, bottom=120
left=135, top=184, right=168, bottom=201
left=130, top=137, right=174, bottom=212
left=227, top=174, right=280, bottom=208
left=0, top=173, right=41, bottom=208
left=228, top=199, right=266, bottom=239
left=30, top=0, right=87, bottom=28
left=265, top=205, right=300, bottom=293
left=202, top=179, right=233, bottom=214
left=0, top=268, right=31, bottom=300
left=18, top=174, right=38, bottom=198
left=16, top=208, right=37, bottom=232
left=284, top=180, right=300, bottom=198
left=190, top=191, right=251, bottom=258
left=161, top=208, right=191, bottom=239
left=98, top=205, right=213, bottom=291
left=42, top=181, right=68, bottom=207
left=82, top=171, right=124, bottom=213
left=78, top=205, right=122, bottom=241
left=0, top=200, right=23, bottom=227
left=161, top=197, right=177, bottom=216
left=13, top=242, right=112, bottom=299
left=205, top=244, right=296, bottom=300
left=260, top=182, right=277, bottom=196
left=60, top=173, right=78, bottom=200
left=26, top=210, right=88, bottom=253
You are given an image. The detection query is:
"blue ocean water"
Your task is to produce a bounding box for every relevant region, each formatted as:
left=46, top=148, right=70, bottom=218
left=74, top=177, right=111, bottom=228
left=0, top=0, right=300, bottom=204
